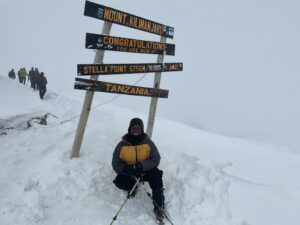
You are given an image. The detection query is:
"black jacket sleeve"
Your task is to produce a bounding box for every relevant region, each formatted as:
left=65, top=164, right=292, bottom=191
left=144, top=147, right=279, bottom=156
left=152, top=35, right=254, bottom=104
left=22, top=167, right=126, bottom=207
left=111, top=141, right=126, bottom=174
left=140, top=139, right=161, bottom=171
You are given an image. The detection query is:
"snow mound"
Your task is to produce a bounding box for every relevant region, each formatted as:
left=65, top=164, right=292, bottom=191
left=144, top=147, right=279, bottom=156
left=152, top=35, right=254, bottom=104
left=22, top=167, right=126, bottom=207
left=1, top=75, right=300, bottom=225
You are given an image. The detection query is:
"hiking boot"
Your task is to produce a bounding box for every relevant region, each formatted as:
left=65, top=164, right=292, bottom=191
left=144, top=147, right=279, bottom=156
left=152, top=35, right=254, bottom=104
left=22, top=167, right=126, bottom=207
left=154, top=207, right=164, bottom=220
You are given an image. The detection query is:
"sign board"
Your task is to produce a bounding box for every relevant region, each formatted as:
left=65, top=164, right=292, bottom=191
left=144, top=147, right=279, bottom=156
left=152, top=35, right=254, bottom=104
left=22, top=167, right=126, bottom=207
left=74, top=78, right=169, bottom=98
left=86, top=33, right=175, bottom=55
left=77, top=63, right=183, bottom=76
left=84, top=1, right=174, bottom=39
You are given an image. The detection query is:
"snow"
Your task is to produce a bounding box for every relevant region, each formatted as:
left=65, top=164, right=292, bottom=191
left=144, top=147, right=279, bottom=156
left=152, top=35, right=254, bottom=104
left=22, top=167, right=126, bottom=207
left=1, top=75, right=300, bottom=225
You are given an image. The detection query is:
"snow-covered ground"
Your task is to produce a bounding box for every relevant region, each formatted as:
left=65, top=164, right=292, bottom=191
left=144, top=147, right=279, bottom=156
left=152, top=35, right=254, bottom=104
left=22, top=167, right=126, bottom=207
left=1, top=75, right=300, bottom=225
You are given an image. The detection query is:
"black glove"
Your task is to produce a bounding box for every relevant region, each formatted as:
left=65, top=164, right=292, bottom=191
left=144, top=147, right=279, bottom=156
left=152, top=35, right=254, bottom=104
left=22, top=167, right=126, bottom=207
left=122, top=165, right=135, bottom=176
left=133, top=163, right=143, bottom=177
left=134, top=163, right=143, bottom=173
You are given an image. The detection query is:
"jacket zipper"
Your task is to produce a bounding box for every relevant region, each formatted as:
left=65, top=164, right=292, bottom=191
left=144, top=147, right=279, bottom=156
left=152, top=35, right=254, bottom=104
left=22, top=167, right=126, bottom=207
left=135, top=146, right=138, bottom=164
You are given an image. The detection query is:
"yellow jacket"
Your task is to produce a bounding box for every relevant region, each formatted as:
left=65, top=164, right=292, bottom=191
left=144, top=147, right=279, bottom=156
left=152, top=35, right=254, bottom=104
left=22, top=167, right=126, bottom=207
left=112, top=133, right=160, bottom=174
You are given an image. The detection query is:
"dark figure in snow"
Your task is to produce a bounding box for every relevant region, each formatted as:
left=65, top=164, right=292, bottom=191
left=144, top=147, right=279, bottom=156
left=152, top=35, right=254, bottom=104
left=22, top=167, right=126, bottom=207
left=17, top=69, right=22, bottom=83
left=8, top=69, right=16, bottom=79
left=20, top=68, right=27, bottom=85
left=28, top=67, right=35, bottom=89
left=33, top=68, right=40, bottom=90
left=112, top=118, right=165, bottom=219
left=38, top=72, right=47, bottom=99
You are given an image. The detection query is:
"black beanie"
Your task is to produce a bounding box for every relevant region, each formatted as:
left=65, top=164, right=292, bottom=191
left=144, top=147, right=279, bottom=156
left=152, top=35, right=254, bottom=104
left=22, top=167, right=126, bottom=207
left=128, top=118, right=144, bottom=133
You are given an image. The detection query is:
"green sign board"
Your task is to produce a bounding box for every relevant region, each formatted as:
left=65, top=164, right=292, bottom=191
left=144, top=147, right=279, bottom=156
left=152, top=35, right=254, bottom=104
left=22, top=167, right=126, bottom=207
left=84, top=1, right=174, bottom=38
left=86, top=33, right=175, bottom=55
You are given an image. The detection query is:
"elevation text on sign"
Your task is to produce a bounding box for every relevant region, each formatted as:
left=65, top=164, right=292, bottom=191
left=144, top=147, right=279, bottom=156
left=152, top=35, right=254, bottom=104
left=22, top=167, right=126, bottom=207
left=77, top=63, right=183, bottom=76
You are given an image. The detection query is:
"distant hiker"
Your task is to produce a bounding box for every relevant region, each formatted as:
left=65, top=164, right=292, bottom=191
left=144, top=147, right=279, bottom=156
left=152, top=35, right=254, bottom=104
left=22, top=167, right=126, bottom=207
left=33, top=68, right=40, bottom=90
left=112, top=118, right=165, bottom=220
left=38, top=72, right=47, bottom=99
left=20, top=68, right=27, bottom=85
left=8, top=69, right=16, bottom=79
left=28, top=67, right=35, bottom=88
left=17, top=69, right=22, bottom=83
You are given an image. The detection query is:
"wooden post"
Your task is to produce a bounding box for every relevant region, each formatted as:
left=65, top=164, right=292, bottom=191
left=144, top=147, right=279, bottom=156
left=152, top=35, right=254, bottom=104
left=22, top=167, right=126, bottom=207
left=70, top=22, right=112, bottom=159
left=146, top=36, right=166, bottom=138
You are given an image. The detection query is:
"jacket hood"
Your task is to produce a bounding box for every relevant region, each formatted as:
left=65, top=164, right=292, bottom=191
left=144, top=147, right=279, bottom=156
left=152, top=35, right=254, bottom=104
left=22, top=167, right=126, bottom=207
left=127, top=118, right=144, bottom=133
left=122, top=133, right=149, bottom=145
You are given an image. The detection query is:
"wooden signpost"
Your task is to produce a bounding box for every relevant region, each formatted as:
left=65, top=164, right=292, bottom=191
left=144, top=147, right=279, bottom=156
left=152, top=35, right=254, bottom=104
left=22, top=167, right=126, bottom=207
left=75, top=78, right=169, bottom=98
left=77, top=63, right=183, bottom=76
left=84, top=1, right=174, bottom=38
left=71, top=1, right=183, bottom=158
left=70, top=22, right=112, bottom=159
left=86, top=33, right=175, bottom=55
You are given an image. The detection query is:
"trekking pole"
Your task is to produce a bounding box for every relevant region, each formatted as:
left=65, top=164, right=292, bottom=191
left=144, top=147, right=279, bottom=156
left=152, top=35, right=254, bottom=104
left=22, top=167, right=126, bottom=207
left=109, top=177, right=141, bottom=225
left=136, top=177, right=175, bottom=225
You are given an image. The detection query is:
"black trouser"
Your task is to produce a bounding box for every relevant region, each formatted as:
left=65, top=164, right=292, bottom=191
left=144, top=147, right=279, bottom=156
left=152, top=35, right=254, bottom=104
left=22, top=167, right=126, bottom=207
left=39, top=87, right=46, bottom=99
left=31, top=80, right=35, bottom=89
left=35, top=82, right=39, bottom=91
left=113, top=167, right=164, bottom=209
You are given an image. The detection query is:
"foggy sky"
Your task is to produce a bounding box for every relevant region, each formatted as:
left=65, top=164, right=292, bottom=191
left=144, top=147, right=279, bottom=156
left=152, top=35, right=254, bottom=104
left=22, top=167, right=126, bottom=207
left=0, top=0, right=299, bottom=151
